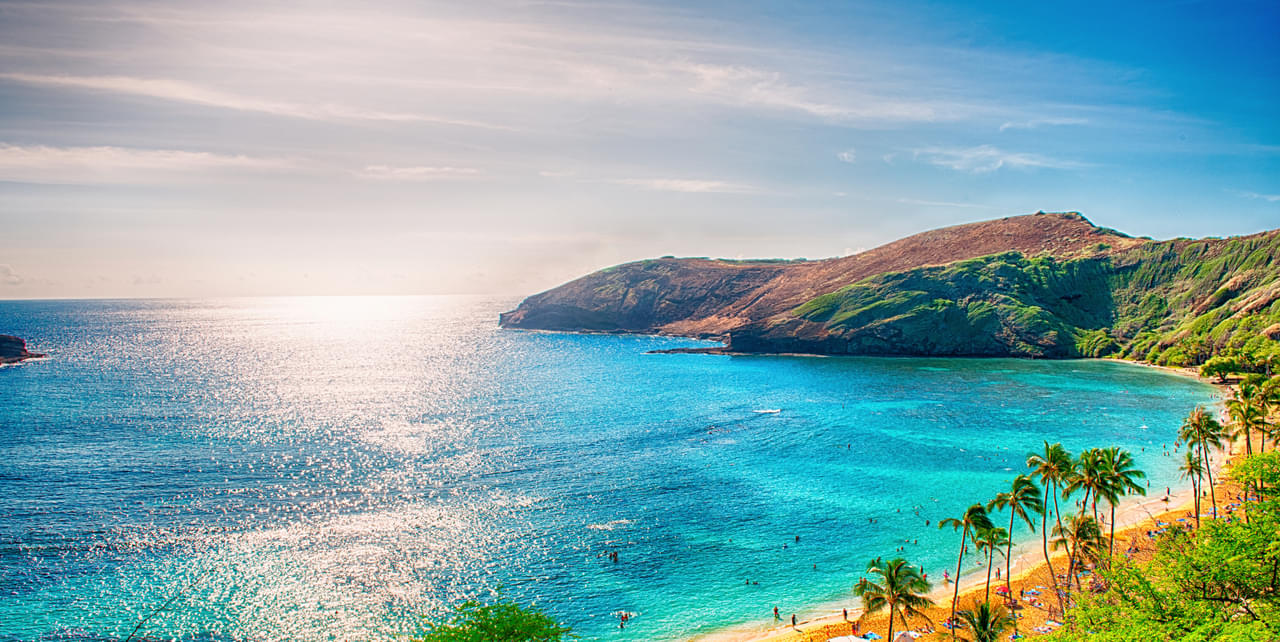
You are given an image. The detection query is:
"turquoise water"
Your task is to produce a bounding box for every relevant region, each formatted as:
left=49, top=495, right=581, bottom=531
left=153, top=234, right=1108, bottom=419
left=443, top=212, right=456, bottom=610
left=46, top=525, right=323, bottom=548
left=0, top=297, right=1215, bottom=641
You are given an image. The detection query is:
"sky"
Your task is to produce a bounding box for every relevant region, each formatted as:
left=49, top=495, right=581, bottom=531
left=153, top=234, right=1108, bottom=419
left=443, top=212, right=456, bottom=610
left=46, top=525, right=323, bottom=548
left=0, top=0, right=1277, bottom=299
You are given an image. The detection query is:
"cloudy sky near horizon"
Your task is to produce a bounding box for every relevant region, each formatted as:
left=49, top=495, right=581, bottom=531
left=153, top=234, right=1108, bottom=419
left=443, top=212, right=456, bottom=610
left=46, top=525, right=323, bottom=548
left=1, top=0, right=1277, bottom=299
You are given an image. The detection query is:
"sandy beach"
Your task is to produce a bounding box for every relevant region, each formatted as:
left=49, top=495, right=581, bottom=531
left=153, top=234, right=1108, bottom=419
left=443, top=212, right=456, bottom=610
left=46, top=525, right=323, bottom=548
left=694, top=362, right=1240, bottom=642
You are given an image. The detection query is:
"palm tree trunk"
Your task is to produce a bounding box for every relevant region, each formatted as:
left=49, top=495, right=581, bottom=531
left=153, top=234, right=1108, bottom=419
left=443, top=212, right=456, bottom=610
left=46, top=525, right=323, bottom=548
left=1108, top=502, right=1117, bottom=561
left=887, top=605, right=895, bottom=642
left=1204, top=446, right=1218, bottom=519
left=984, top=546, right=994, bottom=602
left=1192, top=470, right=1201, bottom=528
left=1007, top=509, right=1017, bottom=637
left=950, top=526, right=966, bottom=641
left=1042, top=488, right=1065, bottom=620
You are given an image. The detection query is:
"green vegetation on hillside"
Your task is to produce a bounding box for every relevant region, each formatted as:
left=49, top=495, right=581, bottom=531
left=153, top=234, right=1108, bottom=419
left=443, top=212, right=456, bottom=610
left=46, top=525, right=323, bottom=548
left=792, top=252, right=1113, bottom=357
left=787, top=231, right=1280, bottom=364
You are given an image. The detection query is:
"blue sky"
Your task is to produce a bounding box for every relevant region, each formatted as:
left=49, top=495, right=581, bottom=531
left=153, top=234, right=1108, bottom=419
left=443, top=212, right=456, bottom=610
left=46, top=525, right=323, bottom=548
left=0, top=0, right=1276, bottom=298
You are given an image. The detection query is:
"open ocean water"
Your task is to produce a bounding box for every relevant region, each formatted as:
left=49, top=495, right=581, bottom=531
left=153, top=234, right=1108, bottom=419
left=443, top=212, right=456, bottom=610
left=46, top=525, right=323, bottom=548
left=0, top=296, right=1217, bottom=641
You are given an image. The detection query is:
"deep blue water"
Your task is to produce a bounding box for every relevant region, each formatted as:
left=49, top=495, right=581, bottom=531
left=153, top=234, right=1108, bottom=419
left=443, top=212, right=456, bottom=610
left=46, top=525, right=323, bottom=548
left=0, top=297, right=1216, bottom=641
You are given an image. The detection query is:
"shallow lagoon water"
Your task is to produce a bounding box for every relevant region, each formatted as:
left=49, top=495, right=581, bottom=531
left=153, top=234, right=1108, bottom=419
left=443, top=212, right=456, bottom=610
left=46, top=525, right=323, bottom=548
left=0, top=296, right=1216, bottom=640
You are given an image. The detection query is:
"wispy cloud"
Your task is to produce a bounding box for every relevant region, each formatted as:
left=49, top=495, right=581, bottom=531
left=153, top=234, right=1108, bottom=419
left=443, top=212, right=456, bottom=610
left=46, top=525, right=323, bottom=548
left=1233, top=190, right=1280, bottom=203
left=912, top=145, right=1088, bottom=173
left=836, top=148, right=856, bottom=163
left=609, top=178, right=757, bottom=193
left=354, top=165, right=481, bottom=181
left=998, top=117, right=1089, bottom=132
left=0, top=72, right=514, bottom=130
left=671, top=62, right=943, bottom=123
left=0, top=143, right=294, bottom=183
left=0, top=264, right=22, bottom=286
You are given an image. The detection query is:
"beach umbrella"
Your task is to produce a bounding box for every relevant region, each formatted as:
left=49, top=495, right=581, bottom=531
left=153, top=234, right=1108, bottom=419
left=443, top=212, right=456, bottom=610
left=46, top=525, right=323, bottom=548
left=995, top=585, right=1010, bottom=595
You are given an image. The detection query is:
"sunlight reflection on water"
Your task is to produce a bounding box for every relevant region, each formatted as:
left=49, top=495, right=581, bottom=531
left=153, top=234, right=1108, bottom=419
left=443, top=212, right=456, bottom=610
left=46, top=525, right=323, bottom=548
left=0, top=296, right=1218, bottom=641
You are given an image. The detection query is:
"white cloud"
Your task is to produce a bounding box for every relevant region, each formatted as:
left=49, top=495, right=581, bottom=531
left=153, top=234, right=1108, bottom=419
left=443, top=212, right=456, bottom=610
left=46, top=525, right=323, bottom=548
left=0, top=264, right=22, bottom=286
left=0, top=143, right=294, bottom=183
left=912, top=145, right=1088, bottom=173
left=1234, top=190, right=1280, bottom=203
left=609, top=178, right=757, bottom=193
left=354, top=165, right=481, bottom=181
left=836, top=148, right=856, bottom=163
left=998, top=117, right=1089, bottom=132
left=0, top=73, right=514, bottom=130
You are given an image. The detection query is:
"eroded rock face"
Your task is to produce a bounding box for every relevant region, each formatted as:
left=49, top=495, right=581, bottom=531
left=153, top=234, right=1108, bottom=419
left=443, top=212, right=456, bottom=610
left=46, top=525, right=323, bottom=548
left=0, top=335, right=43, bottom=364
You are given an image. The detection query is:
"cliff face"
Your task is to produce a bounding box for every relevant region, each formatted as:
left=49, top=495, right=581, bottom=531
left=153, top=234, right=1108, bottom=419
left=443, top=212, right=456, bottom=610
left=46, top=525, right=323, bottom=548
left=500, top=212, right=1280, bottom=363
left=0, top=335, right=43, bottom=364
left=501, top=212, right=1137, bottom=337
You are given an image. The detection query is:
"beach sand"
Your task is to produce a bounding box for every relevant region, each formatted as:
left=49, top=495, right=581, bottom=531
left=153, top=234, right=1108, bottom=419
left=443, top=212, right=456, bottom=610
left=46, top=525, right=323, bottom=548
left=694, top=365, right=1244, bottom=642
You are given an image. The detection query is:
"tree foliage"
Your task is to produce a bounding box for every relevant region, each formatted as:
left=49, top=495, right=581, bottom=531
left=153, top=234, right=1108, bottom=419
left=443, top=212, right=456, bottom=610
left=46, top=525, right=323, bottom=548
left=415, top=597, right=573, bottom=642
left=1048, top=452, right=1280, bottom=641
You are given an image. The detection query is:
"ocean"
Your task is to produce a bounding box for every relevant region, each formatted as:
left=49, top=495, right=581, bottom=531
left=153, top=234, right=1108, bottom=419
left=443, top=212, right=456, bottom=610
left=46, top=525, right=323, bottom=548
left=0, top=296, right=1216, bottom=641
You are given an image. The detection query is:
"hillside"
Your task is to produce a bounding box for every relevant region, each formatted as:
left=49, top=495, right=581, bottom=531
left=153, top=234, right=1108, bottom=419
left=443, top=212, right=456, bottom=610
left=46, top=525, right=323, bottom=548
left=499, top=212, right=1280, bottom=365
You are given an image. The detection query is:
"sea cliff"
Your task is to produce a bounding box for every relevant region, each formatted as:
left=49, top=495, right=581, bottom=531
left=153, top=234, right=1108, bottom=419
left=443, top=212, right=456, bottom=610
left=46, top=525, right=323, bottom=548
left=501, top=212, right=1280, bottom=365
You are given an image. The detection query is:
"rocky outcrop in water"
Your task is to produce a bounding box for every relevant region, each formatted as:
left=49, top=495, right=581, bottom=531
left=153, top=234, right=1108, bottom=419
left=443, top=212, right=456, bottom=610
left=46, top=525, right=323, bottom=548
left=0, top=335, right=44, bottom=364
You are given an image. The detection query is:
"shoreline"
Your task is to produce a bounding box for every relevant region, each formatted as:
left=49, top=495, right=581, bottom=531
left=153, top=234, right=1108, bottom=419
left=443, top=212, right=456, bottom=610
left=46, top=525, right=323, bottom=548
left=691, top=360, right=1229, bottom=642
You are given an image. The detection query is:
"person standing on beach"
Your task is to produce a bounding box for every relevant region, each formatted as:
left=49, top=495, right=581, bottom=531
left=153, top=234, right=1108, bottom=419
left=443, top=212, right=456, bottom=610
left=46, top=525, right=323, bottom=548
left=773, top=606, right=779, bottom=620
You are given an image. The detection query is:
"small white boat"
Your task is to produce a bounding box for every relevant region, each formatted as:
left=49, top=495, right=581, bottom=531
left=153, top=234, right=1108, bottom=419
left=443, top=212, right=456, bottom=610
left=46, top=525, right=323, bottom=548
left=752, top=409, right=781, bottom=414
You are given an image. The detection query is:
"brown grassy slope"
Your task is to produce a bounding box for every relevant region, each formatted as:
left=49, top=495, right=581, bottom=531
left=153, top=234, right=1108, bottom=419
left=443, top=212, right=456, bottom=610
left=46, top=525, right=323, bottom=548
left=500, top=212, right=1142, bottom=338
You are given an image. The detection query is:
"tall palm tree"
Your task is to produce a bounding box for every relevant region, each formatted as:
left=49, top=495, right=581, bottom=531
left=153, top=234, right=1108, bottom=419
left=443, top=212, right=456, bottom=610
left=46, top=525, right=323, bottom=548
left=1025, top=442, right=1072, bottom=617
left=974, top=525, right=1010, bottom=602
left=853, top=556, right=933, bottom=642
left=1179, top=406, right=1227, bottom=519
left=1063, top=448, right=1108, bottom=525
left=939, top=504, right=993, bottom=640
left=1051, top=512, right=1105, bottom=590
left=1099, top=447, right=1145, bottom=559
left=988, top=473, right=1040, bottom=635
left=1179, top=450, right=1204, bottom=527
left=954, top=599, right=1015, bottom=642
left=1226, top=382, right=1267, bottom=457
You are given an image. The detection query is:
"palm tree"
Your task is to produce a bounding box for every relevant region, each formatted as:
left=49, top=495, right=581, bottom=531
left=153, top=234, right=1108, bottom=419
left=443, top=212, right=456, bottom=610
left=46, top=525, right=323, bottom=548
left=954, top=599, right=1015, bottom=642
left=1261, top=376, right=1280, bottom=451
left=1099, top=447, right=1145, bottom=559
left=939, top=504, right=993, bottom=640
left=988, top=473, right=1040, bottom=635
left=1226, top=382, right=1267, bottom=457
left=1063, top=448, right=1108, bottom=525
left=1025, top=442, right=1072, bottom=617
left=1179, top=450, right=1204, bottom=527
left=1179, top=406, right=1227, bottom=519
left=974, top=525, right=1010, bottom=602
left=853, top=556, right=933, bottom=642
left=1051, top=512, right=1105, bottom=590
